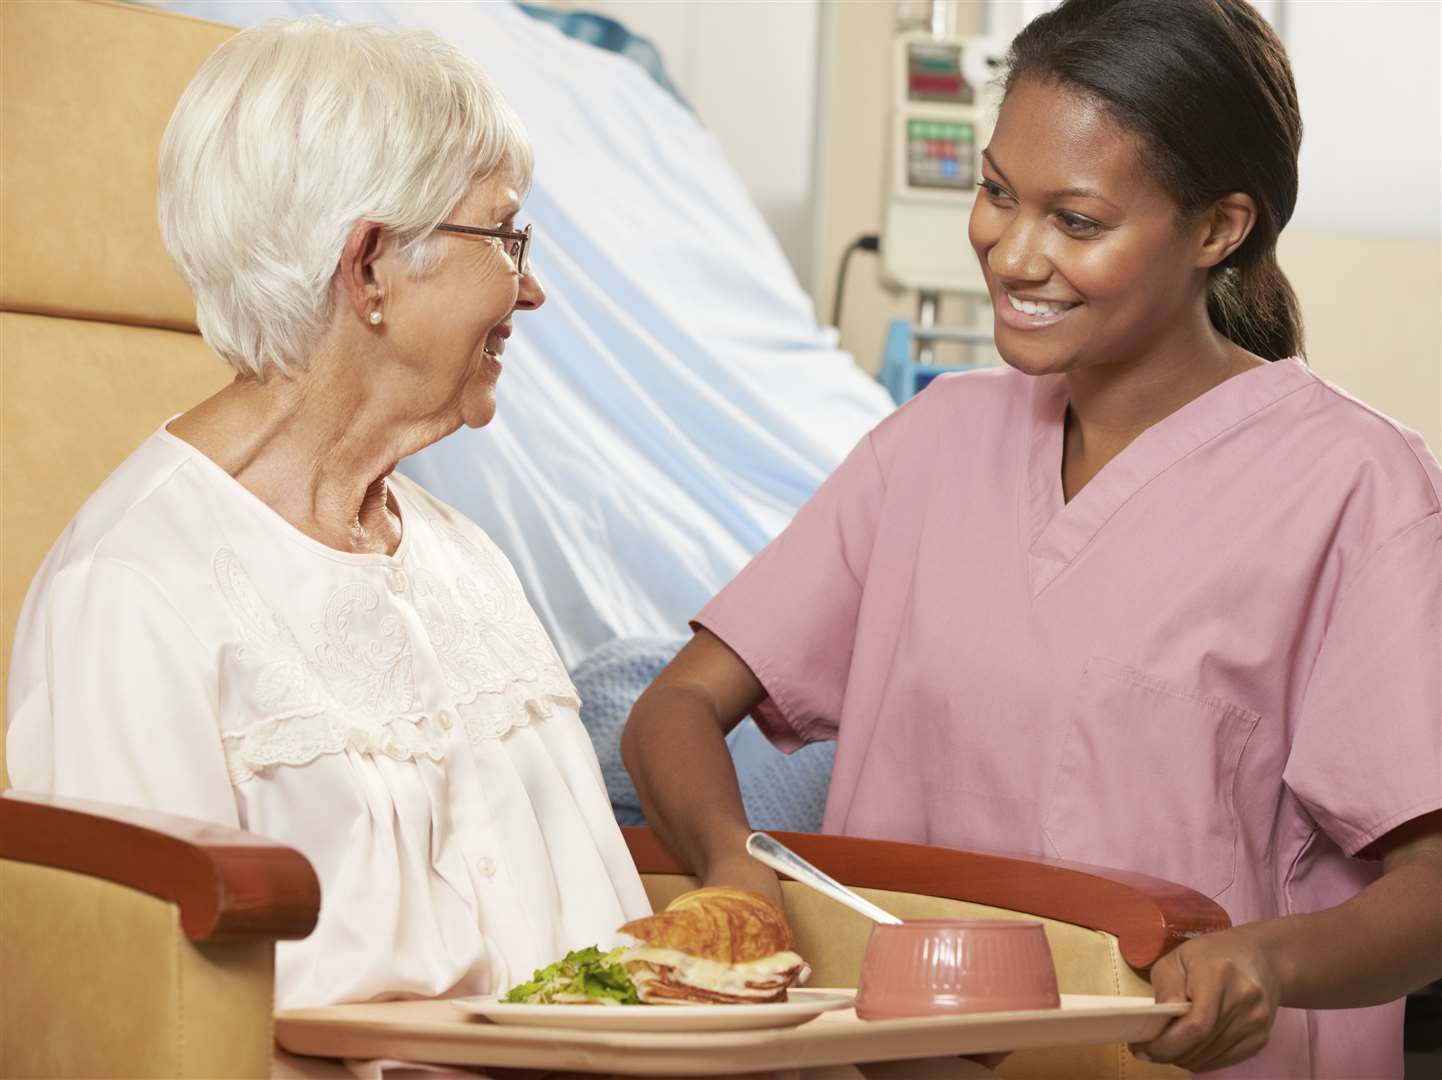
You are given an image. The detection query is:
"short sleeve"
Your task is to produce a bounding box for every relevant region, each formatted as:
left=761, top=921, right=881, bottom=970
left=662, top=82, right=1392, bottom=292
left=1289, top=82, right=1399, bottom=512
left=1283, top=514, right=1442, bottom=856
left=7, top=557, right=238, bottom=827
left=694, top=434, right=886, bottom=752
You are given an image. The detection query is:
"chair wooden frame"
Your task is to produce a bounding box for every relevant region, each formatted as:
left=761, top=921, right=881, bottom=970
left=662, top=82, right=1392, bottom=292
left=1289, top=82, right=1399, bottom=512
left=0, top=793, right=1227, bottom=971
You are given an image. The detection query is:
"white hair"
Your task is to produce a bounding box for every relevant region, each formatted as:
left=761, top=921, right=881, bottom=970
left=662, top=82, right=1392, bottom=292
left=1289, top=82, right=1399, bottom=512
left=158, top=18, right=533, bottom=378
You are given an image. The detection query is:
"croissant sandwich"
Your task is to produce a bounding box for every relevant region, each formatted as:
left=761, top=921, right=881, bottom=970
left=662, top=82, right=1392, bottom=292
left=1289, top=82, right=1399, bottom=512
left=616, top=887, right=811, bottom=1004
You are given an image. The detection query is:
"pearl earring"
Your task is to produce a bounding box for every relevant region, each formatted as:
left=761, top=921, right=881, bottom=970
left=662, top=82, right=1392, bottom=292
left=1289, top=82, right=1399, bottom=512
left=369, top=310, right=383, bottom=325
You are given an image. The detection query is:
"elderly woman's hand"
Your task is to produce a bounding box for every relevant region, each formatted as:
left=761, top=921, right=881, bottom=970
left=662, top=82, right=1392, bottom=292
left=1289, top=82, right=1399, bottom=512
left=1132, top=928, right=1283, bottom=1072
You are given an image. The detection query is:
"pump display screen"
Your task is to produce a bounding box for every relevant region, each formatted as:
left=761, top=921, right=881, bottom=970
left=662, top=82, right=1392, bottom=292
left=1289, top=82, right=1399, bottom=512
left=908, top=119, right=975, bottom=190
left=907, top=42, right=971, bottom=104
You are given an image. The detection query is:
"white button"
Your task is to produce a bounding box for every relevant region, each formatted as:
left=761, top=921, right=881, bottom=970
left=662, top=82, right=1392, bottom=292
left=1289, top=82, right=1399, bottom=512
left=438, top=710, right=454, bottom=731
left=386, top=568, right=408, bottom=595
left=476, top=856, right=497, bottom=878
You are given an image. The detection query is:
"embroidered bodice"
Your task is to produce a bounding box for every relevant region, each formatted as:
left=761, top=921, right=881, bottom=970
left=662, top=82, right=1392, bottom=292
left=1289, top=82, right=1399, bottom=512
left=6, top=428, right=651, bottom=1010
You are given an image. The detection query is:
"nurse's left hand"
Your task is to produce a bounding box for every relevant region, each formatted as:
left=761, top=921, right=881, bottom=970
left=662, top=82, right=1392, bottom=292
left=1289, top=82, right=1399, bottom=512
left=1131, top=930, right=1283, bottom=1072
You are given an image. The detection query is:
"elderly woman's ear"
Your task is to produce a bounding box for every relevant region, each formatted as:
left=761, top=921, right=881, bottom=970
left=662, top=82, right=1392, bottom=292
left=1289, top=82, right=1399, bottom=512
left=339, top=220, right=389, bottom=328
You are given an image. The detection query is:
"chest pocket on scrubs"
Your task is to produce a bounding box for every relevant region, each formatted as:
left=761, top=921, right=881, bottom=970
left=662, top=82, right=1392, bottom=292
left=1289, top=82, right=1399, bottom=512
left=1042, top=657, right=1260, bottom=899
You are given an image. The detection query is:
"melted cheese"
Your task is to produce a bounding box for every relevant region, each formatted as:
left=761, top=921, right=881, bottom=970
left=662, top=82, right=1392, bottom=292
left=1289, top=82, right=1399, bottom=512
left=621, top=947, right=807, bottom=996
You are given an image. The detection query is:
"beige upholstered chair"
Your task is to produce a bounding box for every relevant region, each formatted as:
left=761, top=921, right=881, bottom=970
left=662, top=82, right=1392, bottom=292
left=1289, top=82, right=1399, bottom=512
left=1, top=796, right=1219, bottom=1079
left=0, top=3, right=1223, bottom=1077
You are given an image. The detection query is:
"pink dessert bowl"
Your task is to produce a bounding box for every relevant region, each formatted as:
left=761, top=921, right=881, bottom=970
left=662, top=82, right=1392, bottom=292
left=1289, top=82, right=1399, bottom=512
left=854, top=919, right=1061, bottom=1021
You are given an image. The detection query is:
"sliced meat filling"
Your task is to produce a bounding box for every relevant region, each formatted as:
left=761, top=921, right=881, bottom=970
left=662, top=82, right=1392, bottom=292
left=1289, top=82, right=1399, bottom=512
left=629, top=961, right=808, bottom=1005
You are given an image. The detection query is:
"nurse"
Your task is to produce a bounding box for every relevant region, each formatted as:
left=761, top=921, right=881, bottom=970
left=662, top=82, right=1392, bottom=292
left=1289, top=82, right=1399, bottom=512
left=622, top=0, right=1441, bottom=1076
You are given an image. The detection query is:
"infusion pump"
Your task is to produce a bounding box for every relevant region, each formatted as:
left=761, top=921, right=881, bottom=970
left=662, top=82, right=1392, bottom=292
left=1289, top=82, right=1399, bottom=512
left=882, top=34, right=1005, bottom=294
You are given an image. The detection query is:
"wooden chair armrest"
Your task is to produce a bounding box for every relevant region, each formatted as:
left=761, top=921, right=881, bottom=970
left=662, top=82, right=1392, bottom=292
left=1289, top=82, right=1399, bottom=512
left=0, top=792, right=319, bottom=943
left=623, top=827, right=1228, bottom=970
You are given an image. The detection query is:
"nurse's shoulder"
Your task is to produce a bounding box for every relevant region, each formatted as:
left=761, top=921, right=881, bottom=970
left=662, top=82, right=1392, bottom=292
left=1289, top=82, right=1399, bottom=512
left=868, top=365, right=1034, bottom=475
left=1287, top=366, right=1441, bottom=537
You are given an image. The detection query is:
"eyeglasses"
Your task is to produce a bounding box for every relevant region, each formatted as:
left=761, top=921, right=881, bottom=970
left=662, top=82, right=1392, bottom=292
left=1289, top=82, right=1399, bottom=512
left=433, top=221, right=533, bottom=277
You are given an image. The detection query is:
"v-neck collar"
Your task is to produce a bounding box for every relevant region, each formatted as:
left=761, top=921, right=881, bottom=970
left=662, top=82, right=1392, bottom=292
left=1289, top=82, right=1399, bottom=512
left=1022, top=357, right=1314, bottom=596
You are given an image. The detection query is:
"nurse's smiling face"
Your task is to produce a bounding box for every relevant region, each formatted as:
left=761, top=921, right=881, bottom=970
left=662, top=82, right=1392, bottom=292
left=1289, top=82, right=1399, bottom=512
left=969, top=77, right=1212, bottom=379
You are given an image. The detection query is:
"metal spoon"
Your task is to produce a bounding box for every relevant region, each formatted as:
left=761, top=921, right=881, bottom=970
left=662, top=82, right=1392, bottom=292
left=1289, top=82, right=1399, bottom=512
left=746, top=831, right=903, bottom=925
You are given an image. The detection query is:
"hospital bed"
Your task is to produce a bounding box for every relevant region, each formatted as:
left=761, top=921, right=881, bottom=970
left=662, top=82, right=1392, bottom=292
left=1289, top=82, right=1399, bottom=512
left=0, top=3, right=1215, bottom=1077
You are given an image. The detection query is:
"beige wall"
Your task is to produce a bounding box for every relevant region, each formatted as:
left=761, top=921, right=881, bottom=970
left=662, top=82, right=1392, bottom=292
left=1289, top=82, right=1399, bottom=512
left=811, top=2, right=1441, bottom=457
left=1279, top=230, right=1441, bottom=456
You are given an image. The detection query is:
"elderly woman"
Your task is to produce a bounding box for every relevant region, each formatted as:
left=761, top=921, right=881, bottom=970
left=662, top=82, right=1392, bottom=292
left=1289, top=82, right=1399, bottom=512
left=6, top=17, right=648, bottom=1010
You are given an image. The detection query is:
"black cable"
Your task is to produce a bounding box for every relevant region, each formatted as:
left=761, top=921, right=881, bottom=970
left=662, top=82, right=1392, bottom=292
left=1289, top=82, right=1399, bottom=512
left=830, top=233, right=881, bottom=329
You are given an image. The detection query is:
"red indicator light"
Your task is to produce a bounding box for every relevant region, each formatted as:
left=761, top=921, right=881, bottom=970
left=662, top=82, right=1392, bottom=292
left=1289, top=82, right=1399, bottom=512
left=910, top=73, right=964, bottom=96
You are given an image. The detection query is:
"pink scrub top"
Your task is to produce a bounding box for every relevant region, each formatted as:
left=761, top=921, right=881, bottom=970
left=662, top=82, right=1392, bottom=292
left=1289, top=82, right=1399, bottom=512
left=696, top=359, right=1441, bottom=1080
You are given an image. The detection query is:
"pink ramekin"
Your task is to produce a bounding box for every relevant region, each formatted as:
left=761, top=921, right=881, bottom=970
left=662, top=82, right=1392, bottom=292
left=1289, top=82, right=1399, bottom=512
left=854, top=919, right=1061, bottom=1020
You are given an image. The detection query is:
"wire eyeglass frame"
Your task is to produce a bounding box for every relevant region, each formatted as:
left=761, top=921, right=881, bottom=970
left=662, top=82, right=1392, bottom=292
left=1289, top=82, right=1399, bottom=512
left=433, top=222, right=532, bottom=276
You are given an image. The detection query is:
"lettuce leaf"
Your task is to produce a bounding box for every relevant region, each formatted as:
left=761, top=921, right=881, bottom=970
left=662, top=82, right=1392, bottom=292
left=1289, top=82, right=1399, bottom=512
left=503, top=946, right=641, bottom=1005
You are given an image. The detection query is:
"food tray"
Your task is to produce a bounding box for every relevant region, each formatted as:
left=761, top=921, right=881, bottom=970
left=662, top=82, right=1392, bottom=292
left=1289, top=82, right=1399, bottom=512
left=276, top=992, right=1187, bottom=1075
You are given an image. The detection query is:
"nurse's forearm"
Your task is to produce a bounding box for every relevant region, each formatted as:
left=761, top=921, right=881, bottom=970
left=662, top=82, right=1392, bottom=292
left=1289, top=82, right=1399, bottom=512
left=1243, top=843, right=1442, bottom=1009
left=622, top=683, right=780, bottom=905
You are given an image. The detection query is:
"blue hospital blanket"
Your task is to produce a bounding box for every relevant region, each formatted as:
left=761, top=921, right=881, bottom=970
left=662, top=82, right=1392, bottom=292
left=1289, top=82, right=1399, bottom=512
left=573, top=636, right=833, bottom=833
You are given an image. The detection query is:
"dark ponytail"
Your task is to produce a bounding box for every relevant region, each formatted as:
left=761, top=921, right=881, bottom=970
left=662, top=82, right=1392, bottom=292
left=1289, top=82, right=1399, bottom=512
left=1003, top=0, right=1305, bottom=360
left=1206, top=252, right=1303, bottom=365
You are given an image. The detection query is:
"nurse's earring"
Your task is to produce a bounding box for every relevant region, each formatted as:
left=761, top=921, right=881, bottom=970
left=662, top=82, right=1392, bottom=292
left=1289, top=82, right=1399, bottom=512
left=369, top=309, right=383, bottom=325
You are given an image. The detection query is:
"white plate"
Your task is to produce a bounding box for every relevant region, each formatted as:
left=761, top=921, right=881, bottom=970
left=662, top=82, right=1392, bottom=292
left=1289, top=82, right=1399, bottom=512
left=451, top=988, right=854, bottom=1032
